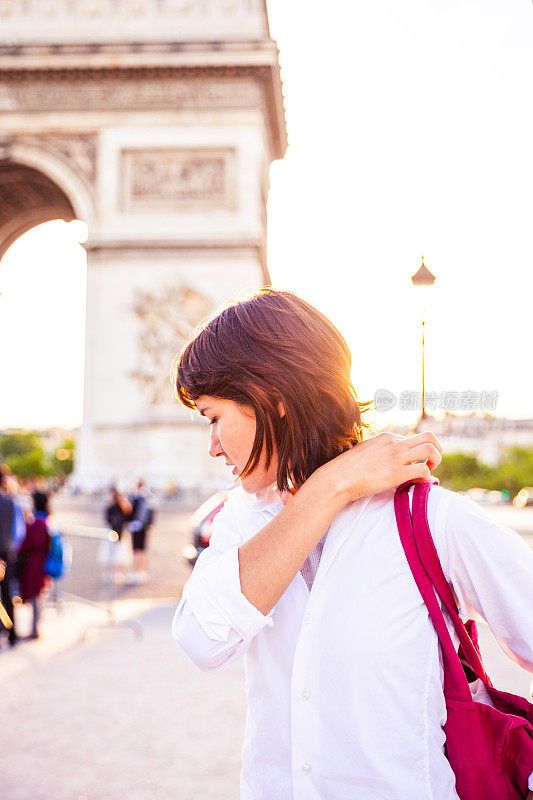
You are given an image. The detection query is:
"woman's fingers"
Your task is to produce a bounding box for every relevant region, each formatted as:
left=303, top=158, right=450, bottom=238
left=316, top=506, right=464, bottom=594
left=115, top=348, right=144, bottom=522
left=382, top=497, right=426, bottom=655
left=401, top=442, right=442, bottom=471
left=401, top=462, right=432, bottom=483
left=355, top=432, right=443, bottom=473
left=400, top=431, right=443, bottom=454
left=365, top=430, right=442, bottom=454
left=329, top=430, right=444, bottom=503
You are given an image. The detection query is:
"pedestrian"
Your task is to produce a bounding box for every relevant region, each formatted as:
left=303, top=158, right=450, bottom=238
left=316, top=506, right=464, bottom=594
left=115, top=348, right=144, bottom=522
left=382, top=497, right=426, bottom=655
left=104, top=487, right=132, bottom=584
left=17, top=490, right=51, bottom=640
left=171, top=287, right=533, bottom=800
left=127, top=479, right=154, bottom=585
left=0, top=468, right=17, bottom=646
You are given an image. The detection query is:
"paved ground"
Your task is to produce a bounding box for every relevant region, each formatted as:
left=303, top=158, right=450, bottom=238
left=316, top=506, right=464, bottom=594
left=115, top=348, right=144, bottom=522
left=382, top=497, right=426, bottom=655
left=1, top=598, right=246, bottom=800
left=1, top=496, right=532, bottom=799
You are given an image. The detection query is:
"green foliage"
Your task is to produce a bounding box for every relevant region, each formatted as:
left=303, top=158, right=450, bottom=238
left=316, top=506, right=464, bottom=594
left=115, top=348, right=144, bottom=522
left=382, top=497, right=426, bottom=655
left=433, top=453, right=490, bottom=493
left=0, top=432, right=42, bottom=459
left=434, top=446, right=533, bottom=496
left=52, top=438, right=75, bottom=476
left=0, top=432, right=75, bottom=480
left=6, top=449, right=54, bottom=480
left=484, top=447, right=533, bottom=497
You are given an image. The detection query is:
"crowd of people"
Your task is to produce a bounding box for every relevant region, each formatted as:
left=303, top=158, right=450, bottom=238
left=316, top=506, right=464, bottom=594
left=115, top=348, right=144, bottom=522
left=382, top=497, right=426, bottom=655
left=0, top=467, right=52, bottom=645
left=0, top=467, right=156, bottom=647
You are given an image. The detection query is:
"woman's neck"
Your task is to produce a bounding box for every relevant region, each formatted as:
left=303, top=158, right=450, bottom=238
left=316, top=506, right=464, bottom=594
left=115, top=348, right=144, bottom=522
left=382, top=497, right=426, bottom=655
left=254, top=482, right=295, bottom=507
left=276, top=485, right=297, bottom=506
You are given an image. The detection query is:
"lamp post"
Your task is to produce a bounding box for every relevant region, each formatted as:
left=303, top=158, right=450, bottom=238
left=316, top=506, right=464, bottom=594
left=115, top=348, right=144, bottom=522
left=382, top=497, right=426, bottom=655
left=411, top=256, right=436, bottom=426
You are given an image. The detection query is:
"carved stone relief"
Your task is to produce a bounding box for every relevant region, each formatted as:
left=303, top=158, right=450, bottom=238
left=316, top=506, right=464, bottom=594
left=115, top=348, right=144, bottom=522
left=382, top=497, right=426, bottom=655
left=14, top=133, right=97, bottom=185
left=0, top=0, right=265, bottom=44
left=121, top=148, right=234, bottom=210
left=130, top=281, right=214, bottom=406
left=0, top=0, right=258, bottom=20
left=0, top=73, right=264, bottom=114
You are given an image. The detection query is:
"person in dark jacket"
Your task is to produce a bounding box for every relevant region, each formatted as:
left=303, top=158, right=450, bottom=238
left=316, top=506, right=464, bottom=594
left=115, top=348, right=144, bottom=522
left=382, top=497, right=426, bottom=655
left=127, top=479, right=154, bottom=585
left=104, top=487, right=132, bottom=584
left=0, top=468, right=17, bottom=646
left=18, top=491, right=51, bottom=639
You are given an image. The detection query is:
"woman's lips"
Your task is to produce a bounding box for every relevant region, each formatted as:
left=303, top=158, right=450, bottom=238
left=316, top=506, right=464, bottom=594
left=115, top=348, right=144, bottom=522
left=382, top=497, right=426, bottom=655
left=232, top=466, right=239, bottom=476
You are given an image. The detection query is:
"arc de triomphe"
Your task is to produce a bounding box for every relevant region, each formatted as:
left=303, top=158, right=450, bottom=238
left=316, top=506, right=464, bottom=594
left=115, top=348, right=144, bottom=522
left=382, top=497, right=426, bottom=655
left=0, top=1, right=286, bottom=491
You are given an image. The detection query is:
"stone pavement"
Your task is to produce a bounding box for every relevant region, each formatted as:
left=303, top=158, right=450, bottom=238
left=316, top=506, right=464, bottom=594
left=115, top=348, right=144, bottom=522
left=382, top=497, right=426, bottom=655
left=1, top=597, right=246, bottom=800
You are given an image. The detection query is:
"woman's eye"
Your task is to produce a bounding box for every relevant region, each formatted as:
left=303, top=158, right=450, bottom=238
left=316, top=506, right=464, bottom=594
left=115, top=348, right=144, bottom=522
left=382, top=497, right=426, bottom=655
left=209, top=417, right=218, bottom=426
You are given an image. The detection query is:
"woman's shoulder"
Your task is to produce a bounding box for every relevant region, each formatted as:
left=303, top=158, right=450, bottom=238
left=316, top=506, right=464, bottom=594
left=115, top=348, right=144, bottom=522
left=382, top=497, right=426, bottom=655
left=367, top=481, right=469, bottom=515
left=364, top=482, right=484, bottom=552
left=399, top=483, right=521, bottom=582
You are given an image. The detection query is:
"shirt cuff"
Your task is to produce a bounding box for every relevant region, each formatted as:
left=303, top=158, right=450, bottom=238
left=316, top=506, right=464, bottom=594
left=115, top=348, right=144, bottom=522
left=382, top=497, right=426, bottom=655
left=183, top=545, right=274, bottom=643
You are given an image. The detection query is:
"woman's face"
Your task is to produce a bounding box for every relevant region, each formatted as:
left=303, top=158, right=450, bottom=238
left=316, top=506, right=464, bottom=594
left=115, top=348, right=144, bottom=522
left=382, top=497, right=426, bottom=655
left=195, top=395, right=280, bottom=495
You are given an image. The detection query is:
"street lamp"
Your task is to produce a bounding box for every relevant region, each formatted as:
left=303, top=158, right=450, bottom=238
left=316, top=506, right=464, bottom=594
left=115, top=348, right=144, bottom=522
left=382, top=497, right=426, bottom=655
left=411, top=256, right=436, bottom=425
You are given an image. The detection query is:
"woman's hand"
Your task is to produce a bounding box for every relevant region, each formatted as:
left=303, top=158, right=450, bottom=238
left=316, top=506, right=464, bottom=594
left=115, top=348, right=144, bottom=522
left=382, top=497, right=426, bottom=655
left=320, top=431, right=443, bottom=504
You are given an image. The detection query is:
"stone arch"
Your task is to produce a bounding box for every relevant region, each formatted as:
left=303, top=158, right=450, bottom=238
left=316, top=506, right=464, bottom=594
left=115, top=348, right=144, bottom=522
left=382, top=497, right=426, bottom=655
left=0, top=143, right=96, bottom=261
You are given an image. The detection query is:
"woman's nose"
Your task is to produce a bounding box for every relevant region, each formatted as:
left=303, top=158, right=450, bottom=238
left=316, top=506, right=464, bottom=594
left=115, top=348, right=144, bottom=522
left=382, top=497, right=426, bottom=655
left=208, top=428, right=223, bottom=459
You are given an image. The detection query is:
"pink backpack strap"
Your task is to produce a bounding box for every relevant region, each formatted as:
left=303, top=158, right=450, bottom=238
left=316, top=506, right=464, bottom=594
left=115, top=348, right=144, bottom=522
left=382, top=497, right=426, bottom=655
left=394, top=483, right=472, bottom=701
left=409, top=482, right=491, bottom=686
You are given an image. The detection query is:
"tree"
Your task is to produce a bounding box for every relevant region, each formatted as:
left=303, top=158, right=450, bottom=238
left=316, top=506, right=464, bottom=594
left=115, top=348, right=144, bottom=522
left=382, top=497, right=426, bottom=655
left=0, top=431, right=42, bottom=459
left=487, top=447, right=533, bottom=497
left=433, top=447, right=533, bottom=496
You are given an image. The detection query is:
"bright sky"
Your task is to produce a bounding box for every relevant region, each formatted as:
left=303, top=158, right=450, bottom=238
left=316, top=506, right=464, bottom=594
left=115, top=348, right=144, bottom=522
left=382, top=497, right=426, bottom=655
left=1, top=0, right=532, bottom=430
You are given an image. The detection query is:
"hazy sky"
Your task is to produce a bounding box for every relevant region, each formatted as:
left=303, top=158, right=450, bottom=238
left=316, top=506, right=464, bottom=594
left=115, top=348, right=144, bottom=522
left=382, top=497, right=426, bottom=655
left=1, top=0, right=532, bottom=429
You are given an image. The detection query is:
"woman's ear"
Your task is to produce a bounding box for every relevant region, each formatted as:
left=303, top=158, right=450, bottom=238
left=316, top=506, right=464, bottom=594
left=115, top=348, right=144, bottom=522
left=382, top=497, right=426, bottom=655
left=277, top=400, right=286, bottom=419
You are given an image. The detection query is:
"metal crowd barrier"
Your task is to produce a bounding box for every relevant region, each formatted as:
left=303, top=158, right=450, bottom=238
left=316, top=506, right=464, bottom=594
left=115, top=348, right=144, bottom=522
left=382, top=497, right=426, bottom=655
left=48, top=524, right=142, bottom=641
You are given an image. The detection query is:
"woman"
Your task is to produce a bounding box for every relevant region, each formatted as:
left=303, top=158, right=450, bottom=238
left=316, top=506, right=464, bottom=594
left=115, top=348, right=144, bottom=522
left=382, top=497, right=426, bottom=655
left=171, top=288, right=533, bottom=799
left=17, top=490, right=51, bottom=640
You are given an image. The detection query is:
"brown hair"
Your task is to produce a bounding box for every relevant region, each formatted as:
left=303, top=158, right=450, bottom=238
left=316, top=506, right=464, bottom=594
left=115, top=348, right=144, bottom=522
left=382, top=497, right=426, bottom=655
left=174, top=287, right=372, bottom=492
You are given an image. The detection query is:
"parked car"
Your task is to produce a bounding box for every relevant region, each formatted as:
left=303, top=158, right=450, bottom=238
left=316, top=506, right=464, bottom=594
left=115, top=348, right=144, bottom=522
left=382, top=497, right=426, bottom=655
left=464, top=487, right=489, bottom=504
left=464, top=487, right=509, bottom=505
left=182, top=490, right=228, bottom=566
left=513, top=487, right=533, bottom=509
left=486, top=489, right=511, bottom=504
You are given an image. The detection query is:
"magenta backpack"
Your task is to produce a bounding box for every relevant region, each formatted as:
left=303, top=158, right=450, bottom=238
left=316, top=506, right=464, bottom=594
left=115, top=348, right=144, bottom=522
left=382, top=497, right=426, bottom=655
left=394, top=479, right=533, bottom=799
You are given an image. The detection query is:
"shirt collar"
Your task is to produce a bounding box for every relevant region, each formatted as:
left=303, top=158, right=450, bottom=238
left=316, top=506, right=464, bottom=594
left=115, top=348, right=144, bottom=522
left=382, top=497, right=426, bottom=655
left=250, top=482, right=293, bottom=514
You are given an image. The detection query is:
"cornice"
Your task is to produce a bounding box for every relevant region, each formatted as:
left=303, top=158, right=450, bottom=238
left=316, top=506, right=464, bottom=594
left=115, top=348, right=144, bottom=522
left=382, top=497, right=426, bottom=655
left=0, top=61, right=287, bottom=160
left=0, top=40, right=278, bottom=69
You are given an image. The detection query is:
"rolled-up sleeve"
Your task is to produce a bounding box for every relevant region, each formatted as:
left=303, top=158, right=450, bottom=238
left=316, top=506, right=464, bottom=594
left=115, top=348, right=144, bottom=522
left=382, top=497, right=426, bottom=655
left=172, top=492, right=274, bottom=671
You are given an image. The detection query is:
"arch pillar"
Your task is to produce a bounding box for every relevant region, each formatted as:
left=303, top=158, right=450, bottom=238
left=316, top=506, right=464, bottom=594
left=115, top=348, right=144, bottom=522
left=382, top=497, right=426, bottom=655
left=77, top=240, right=266, bottom=490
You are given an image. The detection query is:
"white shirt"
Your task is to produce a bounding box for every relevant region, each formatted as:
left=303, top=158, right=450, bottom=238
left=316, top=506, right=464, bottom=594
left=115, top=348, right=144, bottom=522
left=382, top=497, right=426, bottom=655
left=172, top=482, right=533, bottom=799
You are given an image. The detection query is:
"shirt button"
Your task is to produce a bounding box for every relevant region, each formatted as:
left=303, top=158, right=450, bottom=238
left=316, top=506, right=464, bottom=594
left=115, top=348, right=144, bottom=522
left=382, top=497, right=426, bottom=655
left=304, top=613, right=312, bottom=624
left=302, top=689, right=310, bottom=700
left=302, top=763, right=311, bottom=774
